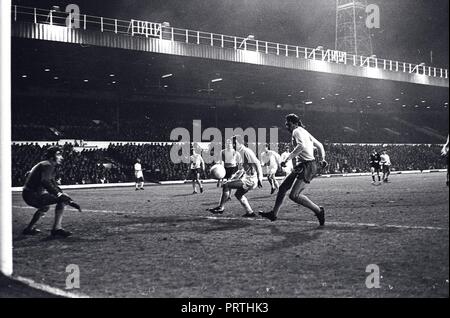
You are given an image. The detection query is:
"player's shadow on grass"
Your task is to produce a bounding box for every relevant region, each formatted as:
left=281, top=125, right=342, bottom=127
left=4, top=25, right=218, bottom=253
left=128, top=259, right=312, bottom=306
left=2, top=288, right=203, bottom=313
left=198, top=219, right=254, bottom=234
left=114, top=215, right=254, bottom=235
left=172, top=193, right=196, bottom=197
left=262, top=227, right=323, bottom=252
left=249, top=195, right=275, bottom=201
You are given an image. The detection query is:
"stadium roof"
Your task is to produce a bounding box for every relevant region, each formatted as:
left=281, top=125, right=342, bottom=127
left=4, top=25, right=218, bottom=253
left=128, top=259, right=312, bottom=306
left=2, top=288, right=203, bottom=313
left=13, top=0, right=449, bottom=68
left=13, top=38, right=449, bottom=113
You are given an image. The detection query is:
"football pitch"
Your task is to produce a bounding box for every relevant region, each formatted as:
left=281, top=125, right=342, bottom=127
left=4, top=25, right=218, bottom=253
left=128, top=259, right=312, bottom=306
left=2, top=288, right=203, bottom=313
left=9, top=173, right=449, bottom=298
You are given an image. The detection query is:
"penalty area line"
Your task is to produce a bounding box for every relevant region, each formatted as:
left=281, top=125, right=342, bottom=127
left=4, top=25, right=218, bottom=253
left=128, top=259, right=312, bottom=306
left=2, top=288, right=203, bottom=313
left=13, top=205, right=447, bottom=231
left=13, top=205, right=130, bottom=214
left=204, top=216, right=447, bottom=231
left=12, top=275, right=89, bottom=298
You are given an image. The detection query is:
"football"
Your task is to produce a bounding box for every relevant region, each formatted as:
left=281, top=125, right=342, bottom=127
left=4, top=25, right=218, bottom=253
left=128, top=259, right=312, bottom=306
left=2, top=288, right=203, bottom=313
left=210, top=164, right=226, bottom=179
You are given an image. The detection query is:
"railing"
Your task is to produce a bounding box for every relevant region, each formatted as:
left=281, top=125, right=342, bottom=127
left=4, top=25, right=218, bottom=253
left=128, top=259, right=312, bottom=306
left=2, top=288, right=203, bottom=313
left=12, top=5, right=449, bottom=80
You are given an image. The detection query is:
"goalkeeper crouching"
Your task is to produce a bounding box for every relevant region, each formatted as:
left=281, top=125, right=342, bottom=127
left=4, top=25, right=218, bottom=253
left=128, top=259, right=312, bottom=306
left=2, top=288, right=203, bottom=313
left=22, top=146, right=82, bottom=238
left=259, top=114, right=327, bottom=226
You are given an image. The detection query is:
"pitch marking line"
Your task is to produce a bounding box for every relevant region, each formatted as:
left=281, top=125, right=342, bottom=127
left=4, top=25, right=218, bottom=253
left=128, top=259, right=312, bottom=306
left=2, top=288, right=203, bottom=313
left=12, top=276, right=89, bottom=298
left=13, top=205, right=134, bottom=214
left=204, top=216, right=447, bottom=231
left=13, top=206, right=447, bottom=231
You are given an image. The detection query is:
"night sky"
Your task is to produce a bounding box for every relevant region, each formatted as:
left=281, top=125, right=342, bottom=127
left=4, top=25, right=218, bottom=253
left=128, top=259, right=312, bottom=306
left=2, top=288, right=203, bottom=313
left=12, top=0, right=449, bottom=67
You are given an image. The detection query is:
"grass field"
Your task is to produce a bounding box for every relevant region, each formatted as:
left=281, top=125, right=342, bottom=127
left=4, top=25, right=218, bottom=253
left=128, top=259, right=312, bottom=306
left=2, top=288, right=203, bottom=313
left=9, top=173, right=449, bottom=298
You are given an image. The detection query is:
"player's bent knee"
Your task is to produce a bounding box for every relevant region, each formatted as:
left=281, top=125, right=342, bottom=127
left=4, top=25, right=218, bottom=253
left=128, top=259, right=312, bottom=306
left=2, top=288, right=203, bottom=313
left=288, top=192, right=298, bottom=202
left=234, top=192, right=243, bottom=200
left=55, top=202, right=65, bottom=210
left=38, top=206, right=50, bottom=213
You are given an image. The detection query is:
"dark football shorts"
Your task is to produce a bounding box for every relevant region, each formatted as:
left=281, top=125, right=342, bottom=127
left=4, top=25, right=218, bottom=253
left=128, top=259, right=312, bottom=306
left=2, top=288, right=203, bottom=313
left=22, top=189, right=58, bottom=209
left=370, top=164, right=381, bottom=171
left=382, top=165, right=390, bottom=174
left=292, top=160, right=317, bottom=183
left=135, top=177, right=144, bottom=183
left=189, top=168, right=202, bottom=180
left=224, top=166, right=238, bottom=179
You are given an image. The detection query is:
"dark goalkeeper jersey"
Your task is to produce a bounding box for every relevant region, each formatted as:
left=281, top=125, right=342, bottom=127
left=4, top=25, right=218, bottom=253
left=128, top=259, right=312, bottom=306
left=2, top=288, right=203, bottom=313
left=23, top=160, right=61, bottom=195
left=370, top=153, right=381, bottom=166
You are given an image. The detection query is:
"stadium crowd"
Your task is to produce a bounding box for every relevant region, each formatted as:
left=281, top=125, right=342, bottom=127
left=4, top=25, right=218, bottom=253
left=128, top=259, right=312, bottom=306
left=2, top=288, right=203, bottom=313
left=11, top=142, right=447, bottom=187
left=12, top=98, right=448, bottom=144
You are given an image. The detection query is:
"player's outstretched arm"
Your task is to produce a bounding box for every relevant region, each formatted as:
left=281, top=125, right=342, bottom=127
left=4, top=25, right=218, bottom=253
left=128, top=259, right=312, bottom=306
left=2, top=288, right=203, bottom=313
left=274, top=152, right=282, bottom=168
left=311, top=136, right=327, bottom=168
left=247, top=151, right=263, bottom=188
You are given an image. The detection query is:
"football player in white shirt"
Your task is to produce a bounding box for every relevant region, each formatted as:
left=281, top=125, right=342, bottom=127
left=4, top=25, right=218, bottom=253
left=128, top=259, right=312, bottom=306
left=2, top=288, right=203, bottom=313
left=134, top=159, right=144, bottom=190
left=260, top=114, right=327, bottom=225
left=380, top=151, right=392, bottom=183
left=217, top=139, right=242, bottom=188
left=189, top=146, right=205, bottom=194
left=207, top=135, right=263, bottom=217
left=280, top=143, right=293, bottom=177
left=260, top=143, right=281, bottom=194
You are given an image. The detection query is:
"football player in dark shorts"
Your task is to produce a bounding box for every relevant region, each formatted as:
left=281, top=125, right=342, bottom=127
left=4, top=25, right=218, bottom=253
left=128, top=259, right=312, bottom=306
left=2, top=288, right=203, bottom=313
left=22, top=146, right=82, bottom=238
left=188, top=146, right=205, bottom=194
left=259, top=114, right=327, bottom=225
left=370, top=149, right=382, bottom=184
left=224, top=166, right=238, bottom=179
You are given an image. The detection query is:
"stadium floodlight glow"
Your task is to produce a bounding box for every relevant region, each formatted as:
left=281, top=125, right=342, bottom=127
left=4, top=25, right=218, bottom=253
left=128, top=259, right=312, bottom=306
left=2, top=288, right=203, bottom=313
left=211, top=78, right=223, bottom=83
left=321, top=97, right=325, bottom=100
left=21, top=75, right=27, bottom=78
left=53, top=76, right=59, bottom=80
left=44, top=69, right=50, bottom=72
left=83, top=79, right=89, bottom=82
left=305, top=101, right=313, bottom=105
left=161, top=73, right=173, bottom=79
left=109, top=74, right=115, bottom=77
left=395, top=98, right=400, bottom=101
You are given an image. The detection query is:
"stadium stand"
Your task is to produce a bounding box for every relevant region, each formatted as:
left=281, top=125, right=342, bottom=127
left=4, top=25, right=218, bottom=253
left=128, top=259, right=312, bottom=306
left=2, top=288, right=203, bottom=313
left=12, top=97, right=448, bottom=144
left=11, top=142, right=447, bottom=187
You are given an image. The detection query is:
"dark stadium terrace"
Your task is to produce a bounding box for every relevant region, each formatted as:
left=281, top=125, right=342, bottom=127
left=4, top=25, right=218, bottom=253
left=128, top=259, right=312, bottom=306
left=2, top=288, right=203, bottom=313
left=12, top=38, right=449, bottom=143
